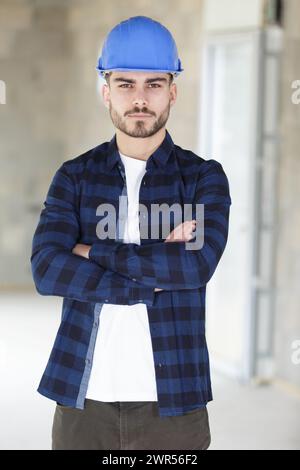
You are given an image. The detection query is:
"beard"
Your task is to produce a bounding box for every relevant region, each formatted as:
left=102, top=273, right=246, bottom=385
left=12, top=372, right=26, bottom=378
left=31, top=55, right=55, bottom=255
left=108, top=101, right=170, bottom=138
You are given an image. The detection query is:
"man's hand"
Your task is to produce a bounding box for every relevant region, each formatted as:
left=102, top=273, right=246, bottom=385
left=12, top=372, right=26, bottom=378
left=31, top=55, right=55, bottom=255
left=165, top=220, right=196, bottom=242
left=72, top=243, right=91, bottom=259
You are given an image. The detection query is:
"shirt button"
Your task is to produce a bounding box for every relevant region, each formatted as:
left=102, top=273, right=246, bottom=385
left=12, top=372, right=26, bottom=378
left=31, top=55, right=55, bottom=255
left=93, top=321, right=98, bottom=328
left=105, top=299, right=109, bottom=302
left=158, top=363, right=162, bottom=368
left=132, top=278, right=136, bottom=282
left=138, top=299, right=143, bottom=302
left=86, top=358, right=91, bottom=365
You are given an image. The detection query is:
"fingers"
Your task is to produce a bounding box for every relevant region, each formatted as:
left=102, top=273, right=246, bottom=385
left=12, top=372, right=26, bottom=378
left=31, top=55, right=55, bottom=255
left=165, top=220, right=197, bottom=242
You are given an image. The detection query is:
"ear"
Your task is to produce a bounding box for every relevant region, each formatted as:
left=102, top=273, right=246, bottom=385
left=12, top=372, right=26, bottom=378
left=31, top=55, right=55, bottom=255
left=170, top=82, right=177, bottom=107
left=101, top=83, right=110, bottom=109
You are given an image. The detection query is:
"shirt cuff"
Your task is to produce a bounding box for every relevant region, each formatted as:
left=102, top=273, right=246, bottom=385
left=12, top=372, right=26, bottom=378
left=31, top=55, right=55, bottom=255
left=129, top=284, right=155, bottom=307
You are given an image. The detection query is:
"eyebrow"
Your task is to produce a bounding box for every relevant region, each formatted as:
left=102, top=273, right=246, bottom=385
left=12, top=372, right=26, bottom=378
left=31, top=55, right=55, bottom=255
left=112, top=77, right=168, bottom=84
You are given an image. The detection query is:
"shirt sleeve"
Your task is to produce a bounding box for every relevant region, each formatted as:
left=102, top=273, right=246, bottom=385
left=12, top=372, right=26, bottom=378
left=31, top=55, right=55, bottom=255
left=30, top=164, right=155, bottom=306
left=88, top=159, right=232, bottom=290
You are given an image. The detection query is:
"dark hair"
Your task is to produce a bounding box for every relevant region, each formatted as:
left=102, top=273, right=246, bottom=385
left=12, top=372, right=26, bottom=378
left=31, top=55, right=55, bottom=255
left=103, top=71, right=174, bottom=87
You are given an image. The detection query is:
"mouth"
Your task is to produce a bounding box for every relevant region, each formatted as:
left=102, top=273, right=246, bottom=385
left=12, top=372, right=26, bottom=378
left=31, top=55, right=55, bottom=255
left=128, top=114, right=153, bottom=118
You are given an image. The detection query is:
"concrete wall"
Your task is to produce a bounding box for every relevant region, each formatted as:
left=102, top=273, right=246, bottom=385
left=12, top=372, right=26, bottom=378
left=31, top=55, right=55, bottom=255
left=0, top=0, right=70, bottom=286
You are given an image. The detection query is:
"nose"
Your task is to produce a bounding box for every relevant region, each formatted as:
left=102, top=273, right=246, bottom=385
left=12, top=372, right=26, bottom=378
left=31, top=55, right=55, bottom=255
left=132, top=96, right=148, bottom=107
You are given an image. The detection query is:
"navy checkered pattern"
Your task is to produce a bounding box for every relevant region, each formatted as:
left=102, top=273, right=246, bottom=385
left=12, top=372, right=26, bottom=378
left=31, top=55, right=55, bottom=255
left=30, top=129, right=231, bottom=417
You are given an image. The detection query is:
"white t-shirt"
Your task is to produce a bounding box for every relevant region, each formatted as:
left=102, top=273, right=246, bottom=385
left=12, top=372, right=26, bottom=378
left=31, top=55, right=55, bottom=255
left=85, top=152, right=158, bottom=402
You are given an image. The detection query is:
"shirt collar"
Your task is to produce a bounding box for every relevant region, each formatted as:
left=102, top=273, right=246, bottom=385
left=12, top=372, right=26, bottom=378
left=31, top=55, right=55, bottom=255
left=106, top=129, right=174, bottom=171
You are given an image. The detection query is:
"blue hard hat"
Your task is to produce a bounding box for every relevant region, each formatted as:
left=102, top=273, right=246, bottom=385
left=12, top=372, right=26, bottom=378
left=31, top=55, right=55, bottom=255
left=96, top=16, right=183, bottom=77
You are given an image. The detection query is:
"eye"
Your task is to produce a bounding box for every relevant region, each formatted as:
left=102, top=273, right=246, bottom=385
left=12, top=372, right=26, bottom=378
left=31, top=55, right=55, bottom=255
left=118, top=83, right=161, bottom=88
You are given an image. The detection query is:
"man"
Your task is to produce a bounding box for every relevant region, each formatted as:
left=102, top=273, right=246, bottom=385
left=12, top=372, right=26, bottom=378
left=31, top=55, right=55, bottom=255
left=30, top=15, right=231, bottom=450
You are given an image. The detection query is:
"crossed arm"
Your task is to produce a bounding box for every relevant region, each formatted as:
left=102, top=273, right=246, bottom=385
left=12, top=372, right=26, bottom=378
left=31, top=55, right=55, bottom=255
left=72, top=219, right=197, bottom=292
left=31, top=159, right=231, bottom=303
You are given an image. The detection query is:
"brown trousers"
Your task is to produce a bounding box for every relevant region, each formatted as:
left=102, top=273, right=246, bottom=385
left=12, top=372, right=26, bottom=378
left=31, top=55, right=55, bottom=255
left=52, top=399, right=211, bottom=450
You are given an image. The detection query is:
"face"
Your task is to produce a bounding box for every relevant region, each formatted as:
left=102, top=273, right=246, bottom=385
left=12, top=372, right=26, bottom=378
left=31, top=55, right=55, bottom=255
left=102, top=71, right=177, bottom=138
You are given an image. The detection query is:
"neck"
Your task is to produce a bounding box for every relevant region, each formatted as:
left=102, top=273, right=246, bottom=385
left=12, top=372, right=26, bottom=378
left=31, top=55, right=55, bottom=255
left=115, top=128, right=166, bottom=161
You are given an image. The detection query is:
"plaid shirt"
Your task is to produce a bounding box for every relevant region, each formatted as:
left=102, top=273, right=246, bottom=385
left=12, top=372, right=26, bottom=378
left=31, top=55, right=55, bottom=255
left=30, top=129, right=231, bottom=417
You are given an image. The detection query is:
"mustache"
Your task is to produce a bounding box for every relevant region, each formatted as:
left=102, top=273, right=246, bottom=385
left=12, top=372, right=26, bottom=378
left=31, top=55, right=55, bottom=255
left=126, top=110, right=155, bottom=116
